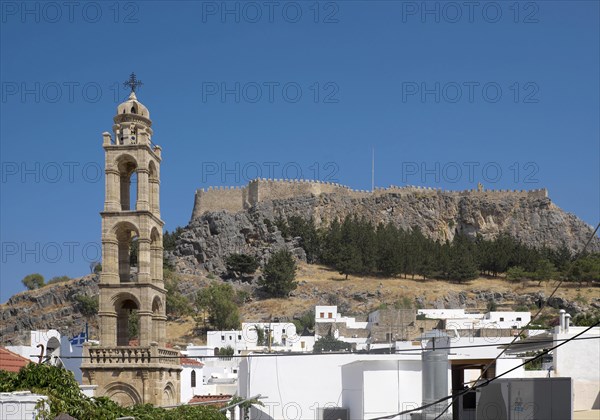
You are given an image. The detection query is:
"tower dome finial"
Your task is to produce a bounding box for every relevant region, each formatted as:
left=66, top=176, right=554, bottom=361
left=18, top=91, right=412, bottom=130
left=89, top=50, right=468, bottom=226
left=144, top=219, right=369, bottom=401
left=124, top=72, right=143, bottom=94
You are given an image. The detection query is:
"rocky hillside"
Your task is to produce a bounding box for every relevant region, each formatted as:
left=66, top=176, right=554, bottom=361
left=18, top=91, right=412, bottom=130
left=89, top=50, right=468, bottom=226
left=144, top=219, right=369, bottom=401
left=3, top=190, right=598, bottom=346
left=0, top=275, right=99, bottom=346
left=3, top=263, right=598, bottom=347
left=171, top=191, right=599, bottom=275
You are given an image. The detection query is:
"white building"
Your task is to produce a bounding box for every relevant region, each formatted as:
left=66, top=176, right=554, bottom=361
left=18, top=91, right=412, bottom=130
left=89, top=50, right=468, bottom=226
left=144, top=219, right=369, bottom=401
left=553, top=317, right=600, bottom=411
left=315, top=306, right=369, bottom=330
left=238, top=334, right=526, bottom=420
left=5, top=329, right=95, bottom=383
left=180, top=357, right=205, bottom=404
left=6, top=330, right=62, bottom=363
left=183, top=345, right=239, bottom=396
left=418, top=309, right=531, bottom=331
left=315, top=305, right=369, bottom=350
left=207, top=322, right=314, bottom=353
left=417, top=309, right=479, bottom=320
left=0, top=391, right=48, bottom=420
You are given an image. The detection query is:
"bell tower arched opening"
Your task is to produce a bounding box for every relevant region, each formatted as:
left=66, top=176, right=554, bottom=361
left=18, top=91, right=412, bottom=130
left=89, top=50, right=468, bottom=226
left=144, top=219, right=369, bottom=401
left=117, top=155, right=138, bottom=211
left=116, top=298, right=139, bottom=346
left=114, top=222, right=140, bottom=283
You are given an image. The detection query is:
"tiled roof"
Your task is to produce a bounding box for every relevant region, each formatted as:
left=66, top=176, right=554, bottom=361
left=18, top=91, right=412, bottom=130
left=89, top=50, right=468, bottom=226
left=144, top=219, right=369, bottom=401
left=0, top=347, right=31, bottom=372
left=180, top=357, right=204, bottom=367
left=188, top=394, right=232, bottom=407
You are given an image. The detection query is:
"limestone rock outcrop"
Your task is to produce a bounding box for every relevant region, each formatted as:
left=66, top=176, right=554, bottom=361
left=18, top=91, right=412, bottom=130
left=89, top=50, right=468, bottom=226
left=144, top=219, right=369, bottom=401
left=173, top=191, right=599, bottom=275
left=0, top=275, right=99, bottom=345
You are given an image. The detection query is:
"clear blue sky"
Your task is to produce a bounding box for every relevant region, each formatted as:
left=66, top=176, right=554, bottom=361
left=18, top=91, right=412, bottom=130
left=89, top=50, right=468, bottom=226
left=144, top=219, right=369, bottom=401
left=1, top=1, right=598, bottom=301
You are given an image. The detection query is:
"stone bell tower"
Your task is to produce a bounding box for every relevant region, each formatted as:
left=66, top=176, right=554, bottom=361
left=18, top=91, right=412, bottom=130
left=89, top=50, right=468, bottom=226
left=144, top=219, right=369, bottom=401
left=81, top=74, right=181, bottom=407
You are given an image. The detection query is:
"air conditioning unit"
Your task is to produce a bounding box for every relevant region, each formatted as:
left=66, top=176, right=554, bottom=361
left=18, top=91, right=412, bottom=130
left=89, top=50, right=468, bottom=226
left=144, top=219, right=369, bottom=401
left=316, top=407, right=349, bottom=420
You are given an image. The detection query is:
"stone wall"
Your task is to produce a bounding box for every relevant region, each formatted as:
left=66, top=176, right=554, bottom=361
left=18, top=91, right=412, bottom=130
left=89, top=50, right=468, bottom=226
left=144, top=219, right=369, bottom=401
left=190, top=178, right=548, bottom=221
left=191, top=185, right=248, bottom=217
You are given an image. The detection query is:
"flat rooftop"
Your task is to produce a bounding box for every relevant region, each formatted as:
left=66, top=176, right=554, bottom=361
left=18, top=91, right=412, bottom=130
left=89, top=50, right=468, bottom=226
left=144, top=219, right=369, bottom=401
left=573, top=410, right=600, bottom=419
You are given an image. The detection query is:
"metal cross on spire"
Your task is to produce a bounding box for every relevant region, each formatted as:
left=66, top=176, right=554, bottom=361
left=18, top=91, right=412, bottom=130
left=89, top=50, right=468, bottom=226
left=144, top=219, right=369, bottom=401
left=124, top=72, right=143, bottom=93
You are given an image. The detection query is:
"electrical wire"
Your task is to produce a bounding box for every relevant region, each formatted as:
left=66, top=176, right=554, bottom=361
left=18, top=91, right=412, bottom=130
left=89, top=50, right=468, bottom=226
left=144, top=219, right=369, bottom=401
left=430, top=221, right=600, bottom=420
left=367, top=320, right=600, bottom=420
left=368, top=221, right=600, bottom=420
left=35, top=334, right=600, bottom=360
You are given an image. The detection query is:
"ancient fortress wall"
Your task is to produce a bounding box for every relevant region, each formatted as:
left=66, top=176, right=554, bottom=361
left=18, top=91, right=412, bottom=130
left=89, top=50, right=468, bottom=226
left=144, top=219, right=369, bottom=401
left=191, top=179, right=548, bottom=220
left=192, top=186, right=248, bottom=218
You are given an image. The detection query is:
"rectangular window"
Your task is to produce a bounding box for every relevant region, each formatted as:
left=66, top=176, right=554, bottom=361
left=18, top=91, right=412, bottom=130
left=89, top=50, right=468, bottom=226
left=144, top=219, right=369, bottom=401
left=328, top=313, right=333, bottom=319
left=229, top=336, right=232, bottom=340
left=301, top=341, right=305, bottom=348
left=320, top=312, right=324, bottom=318
left=238, top=335, right=242, bottom=340
left=500, top=317, right=504, bottom=322
left=282, top=329, right=286, bottom=334
left=221, top=335, right=224, bottom=340
left=516, top=317, right=522, bottom=321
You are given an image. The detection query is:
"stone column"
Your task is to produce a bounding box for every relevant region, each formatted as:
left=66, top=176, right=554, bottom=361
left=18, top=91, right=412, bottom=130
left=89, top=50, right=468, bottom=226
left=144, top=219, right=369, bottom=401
left=136, top=168, right=149, bottom=211
left=101, top=239, right=119, bottom=284
left=105, top=169, right=121, bottom=212
left=99, top=311, right=117, bottom=346
left=137, top=238, right=151, bottom=283
left=151, top=179, right=160, bottom=216
left=138, top=310, right=152, bottom=346
left=150, top=244, right=162, bottom=282
left=155, top=314, right=167, bottom=345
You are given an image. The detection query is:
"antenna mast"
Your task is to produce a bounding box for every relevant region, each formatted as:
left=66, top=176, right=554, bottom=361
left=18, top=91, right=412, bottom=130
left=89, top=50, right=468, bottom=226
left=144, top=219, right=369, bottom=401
left=371, top=147, right=375, bottom=192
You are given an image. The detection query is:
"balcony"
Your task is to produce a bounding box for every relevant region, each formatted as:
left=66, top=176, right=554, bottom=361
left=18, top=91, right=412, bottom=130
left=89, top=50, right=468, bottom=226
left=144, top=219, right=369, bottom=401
left=85, top=345, right=180, bottom=367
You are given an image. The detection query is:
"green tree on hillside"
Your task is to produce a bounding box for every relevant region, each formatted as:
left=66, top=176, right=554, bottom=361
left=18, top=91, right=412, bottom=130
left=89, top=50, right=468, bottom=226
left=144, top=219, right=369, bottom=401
left=163, top=226, right=184, bottom=251
left=226, top=254, right=259, bottom=278
left=337, top=244, right=363, bottom=279
left=164, top=269, right=192, bottom=318
left=506, top=266, right=528, bottom=282
left=21, top=273, right=44, bottom=290
left=448, top=235, right=478, bottom=282
left=74, top=294, right=99, bottom=318
left=532, top=258, right=558, bottom=286
left=287, top=216, right=322, bottom=263
left=292, top=310, right=315, bottom=334
left=259, top=249, right=297, bottom=297
left=321, top=218, right=343, bottom=266
left=196, top=283, right=241, bottom=330
left=375, top=223, right=403, bottom=277
left=566, top=254, right=600, bottom=286
left=47, top=275, right=71, bottom=284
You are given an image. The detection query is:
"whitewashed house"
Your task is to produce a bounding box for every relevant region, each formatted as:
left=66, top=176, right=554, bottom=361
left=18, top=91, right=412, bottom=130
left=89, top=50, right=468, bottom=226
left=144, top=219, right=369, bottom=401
left=237, top=333, right=526, bottom=420
left=5, top=329, right=96, bottom=383
left=207, top=322, right=314, bottom=353
left=180, top=356, right=205, bottom=403
left=418, top=309, right=531, bottom=333
left=552, top=313, right=599, bottom=411
left=183, top=345, right=239, bottom=396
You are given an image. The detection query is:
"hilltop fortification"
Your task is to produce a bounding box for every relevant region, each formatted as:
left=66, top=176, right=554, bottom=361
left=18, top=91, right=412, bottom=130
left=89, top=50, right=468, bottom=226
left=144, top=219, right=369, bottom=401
left=191, top=178, right=549, bottom=221
left=176, top=178, right=600, bottom=274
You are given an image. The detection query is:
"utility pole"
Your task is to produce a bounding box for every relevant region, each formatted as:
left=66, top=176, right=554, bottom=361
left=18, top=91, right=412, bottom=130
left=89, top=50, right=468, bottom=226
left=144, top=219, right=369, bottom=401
left=371, top=147, right=375, bottom=192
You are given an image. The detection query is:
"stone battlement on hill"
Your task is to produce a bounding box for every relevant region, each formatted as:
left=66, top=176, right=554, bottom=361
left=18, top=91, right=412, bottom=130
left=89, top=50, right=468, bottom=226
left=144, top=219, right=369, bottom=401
left=190, top=178, right=548, bottom=221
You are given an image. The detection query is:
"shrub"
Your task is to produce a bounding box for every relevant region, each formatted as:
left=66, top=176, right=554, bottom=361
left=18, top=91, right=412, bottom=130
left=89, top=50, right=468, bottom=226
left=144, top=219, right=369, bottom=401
left=21, top=273, right=44, bottom=290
